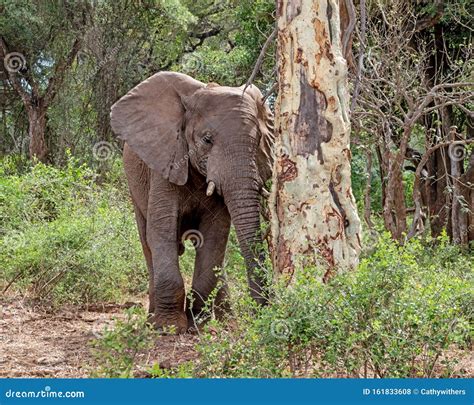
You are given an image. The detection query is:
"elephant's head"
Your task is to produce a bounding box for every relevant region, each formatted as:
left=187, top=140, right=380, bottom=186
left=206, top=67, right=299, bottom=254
left=110, top=72, right=274, bottom=304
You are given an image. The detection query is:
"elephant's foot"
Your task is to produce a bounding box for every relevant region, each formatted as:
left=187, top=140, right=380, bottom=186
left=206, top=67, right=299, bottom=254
left=214, top=297, right=231, bottom=320
left=186, top=307, right=204, bottom=332
left=148, top=302, right=155, bottom=316
left=148, top=312, right=188, bottom=334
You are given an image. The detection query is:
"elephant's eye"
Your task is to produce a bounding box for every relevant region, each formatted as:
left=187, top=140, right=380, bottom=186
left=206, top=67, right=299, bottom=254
left=202, top=133, right=213, bottom=145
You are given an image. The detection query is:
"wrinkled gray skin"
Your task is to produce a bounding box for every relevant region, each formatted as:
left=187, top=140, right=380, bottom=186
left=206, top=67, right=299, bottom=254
left=110, top=72, right=274, bottom=333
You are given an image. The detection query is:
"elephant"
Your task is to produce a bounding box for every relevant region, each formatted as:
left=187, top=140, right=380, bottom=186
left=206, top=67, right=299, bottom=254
left=110, top=72, right=274, bottom=333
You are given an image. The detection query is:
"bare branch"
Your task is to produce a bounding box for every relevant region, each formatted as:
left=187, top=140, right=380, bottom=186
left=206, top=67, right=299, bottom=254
left=242, top=27, right=276, bottom=95
left=342, top=0, right=357, bottom=60
left=350, top=0, right=366, bottom=113
left=262, top=82, right=277, bottom=103
left=43, top=38, right=82, bottom=107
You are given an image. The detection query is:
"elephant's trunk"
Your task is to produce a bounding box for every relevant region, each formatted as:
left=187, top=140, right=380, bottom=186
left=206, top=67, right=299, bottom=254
left=223, top=171, right=267, bottom=305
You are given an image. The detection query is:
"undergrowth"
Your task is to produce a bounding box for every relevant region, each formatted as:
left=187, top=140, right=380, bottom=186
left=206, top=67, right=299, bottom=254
left=0, top=155, right=145, bottom=304
left=2, top=157, right=472, bottom=378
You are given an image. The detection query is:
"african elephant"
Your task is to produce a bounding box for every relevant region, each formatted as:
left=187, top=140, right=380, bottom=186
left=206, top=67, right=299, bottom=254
left=110, top=72, right=274, bottom=333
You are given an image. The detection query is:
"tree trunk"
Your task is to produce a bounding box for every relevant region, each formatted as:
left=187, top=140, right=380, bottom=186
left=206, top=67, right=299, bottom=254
left=449, top=127, right=468, bottom=245
left=270, top=0, right=361, bottom=281
left=27, top=107, right=48, bottom=162
left=463, top=117, right=474, bottom=243
left=462, top=153, right=474, bottom=242
left=1, top=34, right=83, bottom=164
left=383, top=150, right=407, bottom=242
left=363, top=148, right=373, bottom=229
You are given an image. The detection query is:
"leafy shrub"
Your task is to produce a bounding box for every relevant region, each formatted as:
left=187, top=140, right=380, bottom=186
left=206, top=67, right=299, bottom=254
left=91, top=307, right=156, bottom=378
left=193, top=234, right=473, bottom=378
left=91, top=306, right=195, bottom=378
left=148, top=362, right=195, bottom=378
left=1, top=153, right=94, bottom=230
left=0, top=156, right=146, bottom=304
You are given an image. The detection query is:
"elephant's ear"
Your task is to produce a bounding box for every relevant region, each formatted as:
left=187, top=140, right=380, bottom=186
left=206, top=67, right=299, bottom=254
left=110, top=72, right=205, bottom=185
left=241, top=85, right=275, bottom=183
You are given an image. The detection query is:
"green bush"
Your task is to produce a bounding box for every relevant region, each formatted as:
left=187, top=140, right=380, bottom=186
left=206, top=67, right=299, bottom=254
left=91, top=305, right=196, bottom=378
left=193, top=233, right=473, bottom=378
left=2, top=156, right=472, bottom=379
left=91, top=306, right=156, bottom=378
left=0, top=155, right=146, bottom=304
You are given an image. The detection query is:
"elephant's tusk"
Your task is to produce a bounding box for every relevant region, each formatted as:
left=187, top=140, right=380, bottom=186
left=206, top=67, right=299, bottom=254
left=206, top=181, right=216, bottom=196
left=260, top=187, right=270, bottom=199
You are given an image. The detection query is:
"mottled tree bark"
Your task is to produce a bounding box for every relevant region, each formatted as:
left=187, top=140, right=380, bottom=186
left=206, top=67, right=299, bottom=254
left=270, top=0, right=361, bottom=281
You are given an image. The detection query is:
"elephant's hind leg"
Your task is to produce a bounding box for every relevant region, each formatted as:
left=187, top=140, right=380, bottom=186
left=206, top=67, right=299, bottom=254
left=132, top=203, right=155, bottom=314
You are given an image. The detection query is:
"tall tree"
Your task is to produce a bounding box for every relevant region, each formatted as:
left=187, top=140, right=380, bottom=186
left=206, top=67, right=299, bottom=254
left=352, top=0, right=473, bottom=244
left=0, top=1, right=90, bottom=161
left=270, top=0, right=361, bottom=280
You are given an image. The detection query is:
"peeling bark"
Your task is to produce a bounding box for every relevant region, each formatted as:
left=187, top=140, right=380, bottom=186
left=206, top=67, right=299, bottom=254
left=271, top=0, right=361, bottom=280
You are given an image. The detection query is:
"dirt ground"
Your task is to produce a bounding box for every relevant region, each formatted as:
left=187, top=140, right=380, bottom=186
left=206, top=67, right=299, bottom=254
left=0, top=294, right=198, bottom=378
left=1, top=293, right=472, bottom=378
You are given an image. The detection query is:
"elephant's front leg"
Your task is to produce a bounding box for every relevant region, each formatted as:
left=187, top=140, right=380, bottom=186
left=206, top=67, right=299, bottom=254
left=147, top=182, right=187, bottom=333
left=186, top=208, right=231, bottom=328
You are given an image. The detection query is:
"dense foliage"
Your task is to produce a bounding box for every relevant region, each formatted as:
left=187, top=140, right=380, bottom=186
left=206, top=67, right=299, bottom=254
left=0, top=156, right=145, bottom=303
left=1, top=0, right=472, bottom=379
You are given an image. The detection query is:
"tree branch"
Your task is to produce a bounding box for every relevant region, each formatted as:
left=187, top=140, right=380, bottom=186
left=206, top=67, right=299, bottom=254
left=342, top=0, right=356, bottom=60
left=43, top=37, right=82, bottom=107
left=350, top=0, right=366, bottom=113
left=242, top=27, right=276, bottom=95
left=0, top=37, right=32, bottom=110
